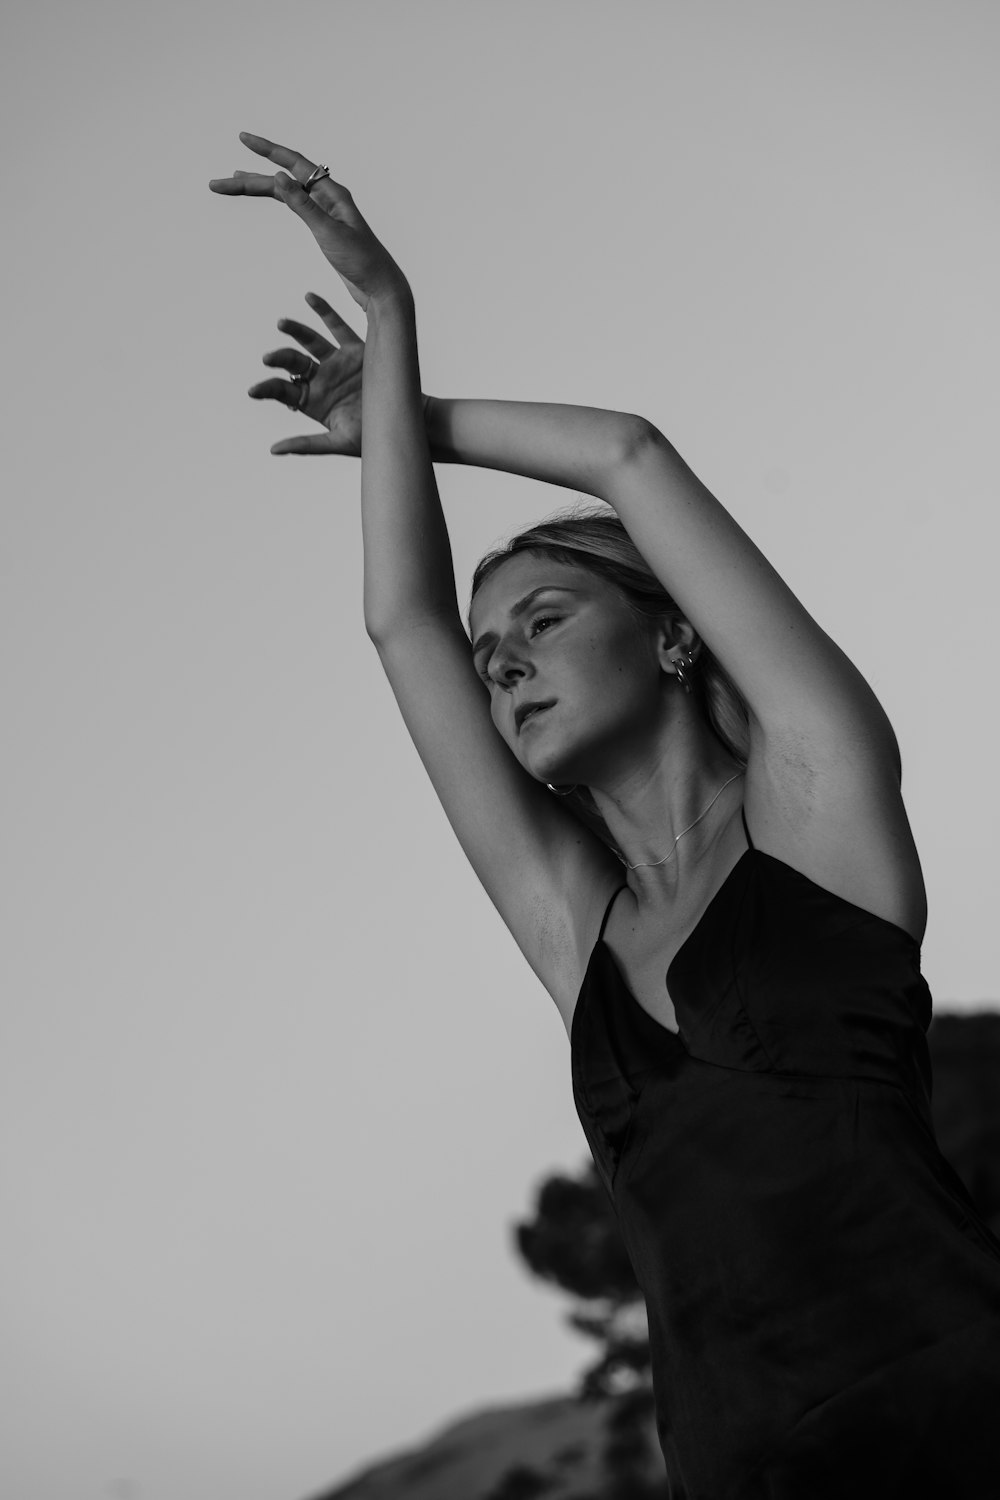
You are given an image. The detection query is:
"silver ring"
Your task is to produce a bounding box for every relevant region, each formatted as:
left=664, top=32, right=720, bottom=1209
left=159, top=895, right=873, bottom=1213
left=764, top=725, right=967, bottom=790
left=290, top=369, right=312, bottom=409
left=303, top=164, right=330, bottom=193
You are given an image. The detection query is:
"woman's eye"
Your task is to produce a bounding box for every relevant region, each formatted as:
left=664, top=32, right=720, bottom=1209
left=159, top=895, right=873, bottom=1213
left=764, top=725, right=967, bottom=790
left=529, top=615, right=559, bottom=637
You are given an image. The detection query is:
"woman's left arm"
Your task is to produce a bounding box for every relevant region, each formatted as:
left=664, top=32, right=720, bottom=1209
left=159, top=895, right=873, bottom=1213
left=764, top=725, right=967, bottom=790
left=427, top=396, right=924, bottom=934
left=426, top=399, right=888, bottom=749
left=605, top=423, right=896, bottom=749
left=606, top=421, right=926, bottom=935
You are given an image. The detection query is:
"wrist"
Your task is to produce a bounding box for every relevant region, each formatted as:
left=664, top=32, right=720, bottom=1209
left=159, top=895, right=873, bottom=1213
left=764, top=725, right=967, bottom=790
left=365, top=281, right=415, bottom=323
left=422, top=395, right=457, bottom=463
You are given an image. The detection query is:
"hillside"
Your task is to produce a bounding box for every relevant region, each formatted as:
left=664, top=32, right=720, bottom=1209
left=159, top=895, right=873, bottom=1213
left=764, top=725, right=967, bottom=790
left=312, top=1390, right=664, bottom=1500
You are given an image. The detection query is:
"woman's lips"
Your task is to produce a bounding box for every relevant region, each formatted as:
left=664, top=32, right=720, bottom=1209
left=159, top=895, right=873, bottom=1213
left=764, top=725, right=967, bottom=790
left=516, top=701, right=555, bottom=732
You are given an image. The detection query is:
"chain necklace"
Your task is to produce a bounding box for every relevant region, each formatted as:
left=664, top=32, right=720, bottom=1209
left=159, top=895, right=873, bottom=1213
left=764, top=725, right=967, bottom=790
left=616, top=771, right=745, bottom=871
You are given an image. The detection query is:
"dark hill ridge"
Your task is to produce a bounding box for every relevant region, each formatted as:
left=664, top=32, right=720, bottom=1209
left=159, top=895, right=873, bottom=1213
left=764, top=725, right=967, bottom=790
left=311, top=1392, right=664, bottom=1500
left=309, top=1010, right=1000, bottom=1500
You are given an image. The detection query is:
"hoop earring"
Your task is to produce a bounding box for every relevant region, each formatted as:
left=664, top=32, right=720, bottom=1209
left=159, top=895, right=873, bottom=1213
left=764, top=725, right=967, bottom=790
left=547, top=784, right=579, bottom=797
left=673, top=650, right=695, bottom=695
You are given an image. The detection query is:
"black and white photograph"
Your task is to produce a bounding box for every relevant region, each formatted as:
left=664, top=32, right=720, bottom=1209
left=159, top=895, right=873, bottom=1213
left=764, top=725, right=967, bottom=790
left=4, top=3, right=1000, bottom=1497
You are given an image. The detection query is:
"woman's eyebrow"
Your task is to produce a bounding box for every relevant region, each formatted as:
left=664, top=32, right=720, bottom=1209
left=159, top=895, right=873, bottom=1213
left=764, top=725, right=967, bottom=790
left=471, top=586, right=581, bottom=658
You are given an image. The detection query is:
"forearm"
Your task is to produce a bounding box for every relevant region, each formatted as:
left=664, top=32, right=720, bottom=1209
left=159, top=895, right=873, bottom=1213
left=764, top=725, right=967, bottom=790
left=423, top=396, right=643, bottom=496
left=361, top=293, right=460, bottom=639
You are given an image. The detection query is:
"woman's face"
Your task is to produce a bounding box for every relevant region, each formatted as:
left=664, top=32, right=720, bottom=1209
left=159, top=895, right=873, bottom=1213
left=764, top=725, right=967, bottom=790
left=469, top=553, right=669, bottom=788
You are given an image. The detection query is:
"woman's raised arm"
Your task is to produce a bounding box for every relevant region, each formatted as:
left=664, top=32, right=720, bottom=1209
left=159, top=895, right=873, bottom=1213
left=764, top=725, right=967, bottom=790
left=357, top=290, right=459, bottom=637
left=210, top=135, right=624, bottom=1022
left=210, top=135, right=454, bottom=634
left=420, top=395, right=924, bottom=938
left=424, top=397, right=641, bottom=495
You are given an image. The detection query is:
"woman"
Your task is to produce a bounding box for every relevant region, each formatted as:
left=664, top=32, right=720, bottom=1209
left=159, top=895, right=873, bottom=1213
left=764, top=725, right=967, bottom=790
left=210, top=135, right=1000, bottom=1498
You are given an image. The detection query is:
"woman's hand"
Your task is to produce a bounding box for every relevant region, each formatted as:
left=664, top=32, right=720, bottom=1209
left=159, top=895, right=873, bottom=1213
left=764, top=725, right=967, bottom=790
left=209, top=132, right=409, bottom=312
left=250, top=292, right=366, bottom=456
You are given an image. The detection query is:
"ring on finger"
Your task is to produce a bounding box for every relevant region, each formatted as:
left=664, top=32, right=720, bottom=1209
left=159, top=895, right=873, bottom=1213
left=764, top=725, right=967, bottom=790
left=303, top=164, right=330, bottom=193
left=290, top=368, right=313, bottom=409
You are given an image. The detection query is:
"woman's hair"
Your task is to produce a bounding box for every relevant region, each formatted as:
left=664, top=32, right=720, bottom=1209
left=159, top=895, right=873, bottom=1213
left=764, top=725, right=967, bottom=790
left=469, top=503, right=750, bottom=842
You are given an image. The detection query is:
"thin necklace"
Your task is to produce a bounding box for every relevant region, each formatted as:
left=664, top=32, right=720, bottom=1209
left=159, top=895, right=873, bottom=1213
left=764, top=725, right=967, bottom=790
left=616, top=771, right=745, bottom=871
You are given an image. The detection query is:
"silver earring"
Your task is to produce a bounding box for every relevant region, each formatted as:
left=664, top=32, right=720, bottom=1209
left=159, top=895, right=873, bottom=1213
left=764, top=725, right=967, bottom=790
left=673, top=650, right=695, bottom=694
left=547, top=784, right=579, bottom=797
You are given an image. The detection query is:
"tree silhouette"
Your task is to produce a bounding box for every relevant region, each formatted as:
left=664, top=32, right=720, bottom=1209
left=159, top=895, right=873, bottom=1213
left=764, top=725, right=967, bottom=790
left=512, top=1010, right=1000, bottom=1401
left=513, top=1161, right=650, bottom=1400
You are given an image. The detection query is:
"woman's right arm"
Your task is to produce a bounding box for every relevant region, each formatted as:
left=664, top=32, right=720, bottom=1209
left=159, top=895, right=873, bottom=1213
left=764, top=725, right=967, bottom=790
left=360, top=324, right=642, bottom=632
left=357, top=287, right=622, bottom=1018
left=210, top=135, right=622, bottom=1023
left=358, top=290, right=460, bottom=638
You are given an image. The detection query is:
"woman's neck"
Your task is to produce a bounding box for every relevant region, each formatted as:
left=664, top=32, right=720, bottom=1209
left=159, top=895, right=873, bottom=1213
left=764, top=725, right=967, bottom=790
left=589, top=709, right=745, bottom=899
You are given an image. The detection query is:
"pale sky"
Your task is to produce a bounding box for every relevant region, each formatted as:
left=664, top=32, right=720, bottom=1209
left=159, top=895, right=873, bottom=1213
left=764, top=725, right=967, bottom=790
left=3, top=3, right=999, bottom=1499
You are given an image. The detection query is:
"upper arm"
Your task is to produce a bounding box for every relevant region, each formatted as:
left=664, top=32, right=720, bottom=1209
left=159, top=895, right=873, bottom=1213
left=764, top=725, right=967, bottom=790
left=373, top=613, right=621, bottom=1010
left=608, top=421, right=891, bottom=747
left=606, top=422, right=926, bottom=936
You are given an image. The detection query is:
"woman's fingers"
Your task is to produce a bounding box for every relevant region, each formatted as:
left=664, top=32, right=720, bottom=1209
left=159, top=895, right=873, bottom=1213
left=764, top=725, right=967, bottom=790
left=211, top=133, right=356, bottom=216
left=271, top=171, right=339, bottom=236
left=248, top=375, right=307, bottom=409
left=270, top=434, right=339, bottom=457
left=275, top=317, right=335, bottom=359
left=304, top=292, right=362, bottom=345
left=238, top=133, right=353, bottom=216
left=261, top=347, right=318, bottom=375
left=238, top=131, right=316, bottom=180
left=208, top=170, right=280, bottom=196
left=212, top=131, right=404, bottom=310
left=208, top=160, right=343, bottom=245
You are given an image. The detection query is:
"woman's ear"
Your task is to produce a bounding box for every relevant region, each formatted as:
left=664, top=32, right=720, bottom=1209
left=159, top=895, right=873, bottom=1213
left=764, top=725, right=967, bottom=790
left=655, top=616, right=702, bottom=676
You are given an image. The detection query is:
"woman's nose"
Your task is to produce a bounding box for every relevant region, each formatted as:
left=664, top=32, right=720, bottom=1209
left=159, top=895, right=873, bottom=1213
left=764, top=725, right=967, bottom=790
left=489, top=641, right=528, bottom=687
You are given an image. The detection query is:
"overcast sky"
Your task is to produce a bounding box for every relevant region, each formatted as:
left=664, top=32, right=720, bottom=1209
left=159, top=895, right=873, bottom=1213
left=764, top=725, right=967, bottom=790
left=3, top=3, right=999, bottom=1499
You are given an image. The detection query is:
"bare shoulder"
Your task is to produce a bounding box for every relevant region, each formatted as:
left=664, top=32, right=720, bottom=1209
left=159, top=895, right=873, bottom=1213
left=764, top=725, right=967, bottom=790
left=374, top=616, right=625, bottom=1022
left=544, top=868, right=630, bottom=1038
left=744, top=707, right=927, bottom=944
left=601, top=426, right=928, bottom=946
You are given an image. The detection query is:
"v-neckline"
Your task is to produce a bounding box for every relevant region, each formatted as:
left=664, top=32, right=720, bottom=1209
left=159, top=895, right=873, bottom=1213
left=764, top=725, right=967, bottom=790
left=576, top=847, right=754, bottom=1046
left=572, top=841, right=924, bottom=1051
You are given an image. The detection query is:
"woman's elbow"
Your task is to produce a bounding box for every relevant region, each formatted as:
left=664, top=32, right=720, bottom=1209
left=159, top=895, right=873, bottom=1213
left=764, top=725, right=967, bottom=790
left=608, top=413, right=663, bottom=471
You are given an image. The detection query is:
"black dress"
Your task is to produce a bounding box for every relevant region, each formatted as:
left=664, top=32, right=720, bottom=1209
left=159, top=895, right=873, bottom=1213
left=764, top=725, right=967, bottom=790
left=571, top=807, right=1000, bottom=1498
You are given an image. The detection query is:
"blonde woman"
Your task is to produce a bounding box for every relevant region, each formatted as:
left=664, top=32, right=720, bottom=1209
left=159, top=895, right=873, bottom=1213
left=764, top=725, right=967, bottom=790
left=211, top=135, right=1000, bottom=1499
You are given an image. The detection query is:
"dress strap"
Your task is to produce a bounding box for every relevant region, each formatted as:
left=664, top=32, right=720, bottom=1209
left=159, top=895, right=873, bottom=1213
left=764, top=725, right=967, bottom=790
left=598, top=884, right=629, bottom=942
left=741, top=803, right=755, bottom=851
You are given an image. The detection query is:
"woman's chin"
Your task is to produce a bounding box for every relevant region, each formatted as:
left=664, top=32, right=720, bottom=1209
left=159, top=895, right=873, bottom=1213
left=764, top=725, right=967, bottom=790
left=519, top=727, right=589, bottom=788
left=528, top=752, right=579, bottom=788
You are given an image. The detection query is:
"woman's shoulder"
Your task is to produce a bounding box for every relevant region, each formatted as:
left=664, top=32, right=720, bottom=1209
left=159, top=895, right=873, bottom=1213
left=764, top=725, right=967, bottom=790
left=742, top=733, right=927, bottom=946
left=549, top=868, right=632, bottom=1037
